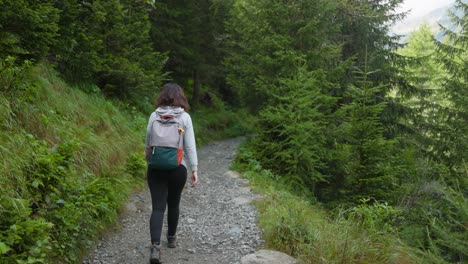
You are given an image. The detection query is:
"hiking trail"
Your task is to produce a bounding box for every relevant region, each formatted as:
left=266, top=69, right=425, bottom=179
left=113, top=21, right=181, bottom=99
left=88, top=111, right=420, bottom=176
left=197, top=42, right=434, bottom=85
left=83, top=138, right=264, bottom=264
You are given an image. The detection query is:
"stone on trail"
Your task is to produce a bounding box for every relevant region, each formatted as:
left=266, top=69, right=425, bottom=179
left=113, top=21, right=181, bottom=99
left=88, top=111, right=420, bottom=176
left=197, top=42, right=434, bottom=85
left=224, top=170, right=241, bottom=178
left=124, top=202, right=137, bottom=214
left=241, top=250, right=297, bottom=264
left=233, top=196, right=253, bottom=205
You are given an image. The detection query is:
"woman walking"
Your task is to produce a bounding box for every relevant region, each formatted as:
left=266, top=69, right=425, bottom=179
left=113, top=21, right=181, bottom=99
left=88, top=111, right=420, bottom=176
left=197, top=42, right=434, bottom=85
left=145, top=83, right=198, bottom=264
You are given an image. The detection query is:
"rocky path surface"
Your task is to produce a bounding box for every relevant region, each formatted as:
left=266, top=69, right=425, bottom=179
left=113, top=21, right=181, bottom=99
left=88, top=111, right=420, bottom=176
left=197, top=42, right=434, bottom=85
left=83, top=138, right=264, bottom=264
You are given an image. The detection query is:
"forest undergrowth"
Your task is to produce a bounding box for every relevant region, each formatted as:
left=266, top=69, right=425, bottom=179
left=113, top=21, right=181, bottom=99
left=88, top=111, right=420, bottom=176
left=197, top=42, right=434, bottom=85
left=232, top=142, right=457, bottom=264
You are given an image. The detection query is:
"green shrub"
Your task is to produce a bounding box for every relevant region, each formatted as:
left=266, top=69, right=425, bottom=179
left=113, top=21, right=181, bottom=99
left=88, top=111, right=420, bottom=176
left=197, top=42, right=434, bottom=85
left=125, top=153, right=147, bottom=180
left=0, top=197, right=53, bottom=264
left=398, top=178, right=468, bottom=263
left=346, top=198, right=402, bottom=233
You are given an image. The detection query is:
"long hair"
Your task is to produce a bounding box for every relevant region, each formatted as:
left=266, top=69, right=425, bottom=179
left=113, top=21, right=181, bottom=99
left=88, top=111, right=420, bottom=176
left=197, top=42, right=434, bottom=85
left=156, top=83, right=190, bottom=111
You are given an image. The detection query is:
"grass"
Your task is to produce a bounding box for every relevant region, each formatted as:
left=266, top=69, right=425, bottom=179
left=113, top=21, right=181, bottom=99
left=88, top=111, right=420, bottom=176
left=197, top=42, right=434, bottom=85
left=232, top=144, right=423, bottom=264
left=0, top=62, right=146, bottom=263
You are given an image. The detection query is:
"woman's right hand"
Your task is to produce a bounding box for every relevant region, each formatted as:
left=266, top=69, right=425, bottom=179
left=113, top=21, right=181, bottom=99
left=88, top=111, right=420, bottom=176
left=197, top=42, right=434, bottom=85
left=191, top=171, right=198, bottom=187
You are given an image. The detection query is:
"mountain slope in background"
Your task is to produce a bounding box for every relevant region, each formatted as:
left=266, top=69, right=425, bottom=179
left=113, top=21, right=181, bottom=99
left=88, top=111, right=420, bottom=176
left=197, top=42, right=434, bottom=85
left=392, top=3, right=455, bottom=41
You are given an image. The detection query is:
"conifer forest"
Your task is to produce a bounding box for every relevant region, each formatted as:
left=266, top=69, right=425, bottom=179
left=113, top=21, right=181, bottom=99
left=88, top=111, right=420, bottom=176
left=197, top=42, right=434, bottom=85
left=0, top=0, right=466, bottom=263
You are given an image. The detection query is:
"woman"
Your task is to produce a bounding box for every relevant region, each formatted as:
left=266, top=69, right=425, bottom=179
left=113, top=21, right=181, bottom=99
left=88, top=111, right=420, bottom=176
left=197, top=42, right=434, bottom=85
left=145, top=83, right=198, bottom=264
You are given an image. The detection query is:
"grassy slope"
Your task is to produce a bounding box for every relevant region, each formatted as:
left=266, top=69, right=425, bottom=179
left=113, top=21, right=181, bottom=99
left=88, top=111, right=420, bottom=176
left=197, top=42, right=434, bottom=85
left=232, top=143, right=424, bottom=264
left=0, top=63, right=146, bottom=263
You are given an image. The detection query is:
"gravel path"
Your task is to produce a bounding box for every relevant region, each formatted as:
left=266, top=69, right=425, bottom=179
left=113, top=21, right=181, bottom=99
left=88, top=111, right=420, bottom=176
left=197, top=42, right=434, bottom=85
left=83, top=138, right=263, bottom=264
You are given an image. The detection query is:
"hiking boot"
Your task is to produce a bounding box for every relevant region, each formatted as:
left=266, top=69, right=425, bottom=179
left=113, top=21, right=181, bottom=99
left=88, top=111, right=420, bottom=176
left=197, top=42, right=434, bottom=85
left=149, top=244, right=161, bottom=264
left=167, top=236, right=177, bottom=248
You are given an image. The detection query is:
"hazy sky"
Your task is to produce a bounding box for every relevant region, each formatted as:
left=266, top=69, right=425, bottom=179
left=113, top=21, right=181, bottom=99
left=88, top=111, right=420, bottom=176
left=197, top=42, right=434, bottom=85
left=397, top=0, right=455, bottom=19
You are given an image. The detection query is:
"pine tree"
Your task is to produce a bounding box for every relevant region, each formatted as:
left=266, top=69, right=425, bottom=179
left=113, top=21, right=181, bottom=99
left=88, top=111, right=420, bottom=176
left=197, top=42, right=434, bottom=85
left=333, top=0, right=409, bottom=140
left=52, top=0, right=106, bottom=82
left=392, top=3, right=467, bottom=261
left=423, top=2, right=468, bottom=260
left=391, top=24, right=448, bottom=157
left=253, top=67, right=335, bottom=191
left=434, top=0, right=468, bottom=176
left=320, top=62, right=398, bottom=203
left=337, top=0, right=405, bottom=85
left=0, top=0, right=59, bottom=62
left=224, top=0, right=340, bottom=110
left=52, top=0, right=166, bottom=107
left=97, top=0, right=166, bottom=105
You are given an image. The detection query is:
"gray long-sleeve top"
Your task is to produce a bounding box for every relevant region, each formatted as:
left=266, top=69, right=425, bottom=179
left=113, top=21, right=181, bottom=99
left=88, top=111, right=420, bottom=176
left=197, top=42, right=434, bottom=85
left=145, top=106, right=198, bottom=172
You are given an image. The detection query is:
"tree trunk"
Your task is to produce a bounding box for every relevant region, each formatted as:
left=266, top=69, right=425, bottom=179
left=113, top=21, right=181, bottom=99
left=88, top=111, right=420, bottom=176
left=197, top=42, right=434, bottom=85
left=192, top=69, right=200, bottom=107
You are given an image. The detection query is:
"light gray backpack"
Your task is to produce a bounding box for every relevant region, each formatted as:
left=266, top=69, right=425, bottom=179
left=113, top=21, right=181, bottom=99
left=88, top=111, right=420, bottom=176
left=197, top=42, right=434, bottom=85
left=147, top=112, right=184, bottom=170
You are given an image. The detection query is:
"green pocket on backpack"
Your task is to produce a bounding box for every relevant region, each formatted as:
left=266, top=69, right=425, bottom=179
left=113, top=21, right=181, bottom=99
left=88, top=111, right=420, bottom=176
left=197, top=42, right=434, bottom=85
left=148, top=146, right=180, bottom=170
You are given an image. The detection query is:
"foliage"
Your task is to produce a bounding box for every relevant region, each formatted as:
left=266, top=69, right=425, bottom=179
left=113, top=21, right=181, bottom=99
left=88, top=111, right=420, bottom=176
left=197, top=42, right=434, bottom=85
left=149, top=0, right=228, bottom=105
left=390, top=3, right=468, bottom=261
left=321, top=65, right=399, bottom=203
left=398, top=177, right=468, bottom=263
left=125, top=153, right=147, bottom=180
left=0, top=0, right=59, bottom=62
left=226, top=0, right=465, bottom=260
left=52, top=0, right=167, bottom=108
left=232, top=148, right=421, bottom=263
left=251, top=68, right=335, bottom=191
left=0, top=197, right=53, bottom=264
left=224, top=0, right=341, bottom=110
left=0, top=57, right=38, bottom=110
left=346, top=198, right=402, bottom=233
left=336, top=0, right=404, bottom=84
left=391, top=23, right=452, bottom=165
left=0, top=0, right=167, bottom=109
left=433, top=0, right=468, bottom=177
left=0, top=62, right=145, bottom=263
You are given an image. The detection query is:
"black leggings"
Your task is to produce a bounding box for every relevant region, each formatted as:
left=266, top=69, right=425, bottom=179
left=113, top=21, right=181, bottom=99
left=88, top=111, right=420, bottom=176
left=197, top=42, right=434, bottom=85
left=147, top=165, right=187, bottom=244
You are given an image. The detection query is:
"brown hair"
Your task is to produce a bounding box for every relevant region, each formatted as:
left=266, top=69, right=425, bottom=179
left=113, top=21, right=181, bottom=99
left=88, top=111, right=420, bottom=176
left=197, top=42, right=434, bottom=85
left=156, top=83, right=190, bottom=111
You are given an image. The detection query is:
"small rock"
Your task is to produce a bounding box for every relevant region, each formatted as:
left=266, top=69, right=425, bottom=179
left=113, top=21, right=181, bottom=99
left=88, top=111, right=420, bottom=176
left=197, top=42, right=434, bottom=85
left=241, top=250, right=297, bottom=264
left=227, top=225, right=242, bottom=237
left=124, top=202, right=137, bottom=213
left=233, top=196, right=252, bottom=205
left=224, top=170, right=241, bottom=178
